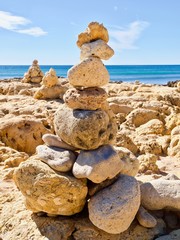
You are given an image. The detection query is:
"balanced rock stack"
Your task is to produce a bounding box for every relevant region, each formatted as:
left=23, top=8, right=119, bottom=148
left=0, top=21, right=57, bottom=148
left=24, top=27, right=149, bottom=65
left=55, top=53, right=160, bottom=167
left=33, top=68, right=68, bottom=99
left=21, top=59, right=44, bottom=83
left=13, top=22, right=141, bottom=235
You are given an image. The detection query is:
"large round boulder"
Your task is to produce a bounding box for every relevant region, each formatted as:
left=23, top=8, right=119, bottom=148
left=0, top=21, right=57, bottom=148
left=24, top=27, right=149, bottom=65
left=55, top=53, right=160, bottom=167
left=13, top=158, right=88, bottom=216
left=54, top=105, right=117, bottom=150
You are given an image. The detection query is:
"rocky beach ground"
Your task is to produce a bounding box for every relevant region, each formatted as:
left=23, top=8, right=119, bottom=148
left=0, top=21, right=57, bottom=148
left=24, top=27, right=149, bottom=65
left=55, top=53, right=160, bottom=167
left=0, top=78, right=180, bottom=240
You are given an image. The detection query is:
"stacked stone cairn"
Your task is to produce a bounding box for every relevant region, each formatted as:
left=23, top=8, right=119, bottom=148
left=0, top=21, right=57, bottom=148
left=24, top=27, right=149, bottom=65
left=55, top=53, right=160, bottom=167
left=14, top=22, right=156, bottom=235
left=34, top=68, right=68, bottom=99
left=21, top=59, right=44, bottom=83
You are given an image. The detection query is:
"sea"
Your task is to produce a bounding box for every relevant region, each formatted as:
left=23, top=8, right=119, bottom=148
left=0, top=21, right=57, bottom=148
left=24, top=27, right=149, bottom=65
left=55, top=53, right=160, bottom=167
left=0, top=65, right=180, bottom=85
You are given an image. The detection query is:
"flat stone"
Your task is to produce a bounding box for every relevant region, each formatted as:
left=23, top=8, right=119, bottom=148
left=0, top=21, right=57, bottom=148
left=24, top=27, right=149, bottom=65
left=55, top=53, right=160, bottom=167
left=68, top=57, right=109, bottom=87
left=80, top=39, right=114, bottom=60
left=63, top=87, right=108, bottom=110
left=77, top=22, right=109, bottom=47
left=114, top=146, right=139, bottom=176
left=54, top=104, right=117, bottom=150
left=136, top=206, right=157, bottom=228
left=13, top=159, right=88, bottom=215
left=42, top=68, right=58, bottom=87
left=36, top=145, right=76, bottom=172
left=42, top=133, right=77, bottom=151
left=140, top=179, right=180, bottom=210
left=88, top=174, right=140, bottom=234
left=72, top=145, right=123, bottom=183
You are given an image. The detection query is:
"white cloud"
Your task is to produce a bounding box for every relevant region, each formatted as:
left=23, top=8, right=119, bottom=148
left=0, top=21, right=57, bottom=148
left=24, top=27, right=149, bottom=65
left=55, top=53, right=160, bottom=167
left=0, top=11, right=47, bottom=36
left=17, top=27, right=47, bottom=36
left=109, top=21, right=149, bottom=51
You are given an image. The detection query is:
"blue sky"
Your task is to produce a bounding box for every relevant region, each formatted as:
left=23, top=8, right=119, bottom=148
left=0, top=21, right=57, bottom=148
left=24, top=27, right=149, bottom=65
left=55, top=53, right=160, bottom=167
left=0, top=0, right=180, bottom=65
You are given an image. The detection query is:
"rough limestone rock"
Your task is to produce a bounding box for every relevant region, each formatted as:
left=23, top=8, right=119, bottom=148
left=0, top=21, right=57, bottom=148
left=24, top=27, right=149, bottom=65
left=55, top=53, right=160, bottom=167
left=77, top=22, right=109, bottom=47
left=54, top=105, right=117, bottom=150
left=68, top=57, right=109, bottom=87
left=33, top=84, right=68, bottom=99
left=114, top=146, right=139, bottom=176
left=126, top=108, right=162, bottom=128
left=42, top=133, right=77, bottom=151
left=138, top=153, right=159, bottom=174
left=140, top=179, right=180, bottom=210
left=136, top=206, right=157, bottom=228
left=0, top=116, right=51, bottom=154
left=13, top=159, right=88, bottom=215
left=63, top=87, right=108, bottom=110
left=80, top=39, right=114, bottom=60
left=136, top=119, right=165, bottom=135
left=0, top=146, right=29, bottom=168
left=42, top=68, right=58, bottom=87
left=88, top=174, right=140, bottom=234
left=72, top=145, right=123, bottom=183
left=21, top=60, right=44, bottom=83
left=168, top=125, right=180, bottom=158
left=36, top=145, right=76, bottom=172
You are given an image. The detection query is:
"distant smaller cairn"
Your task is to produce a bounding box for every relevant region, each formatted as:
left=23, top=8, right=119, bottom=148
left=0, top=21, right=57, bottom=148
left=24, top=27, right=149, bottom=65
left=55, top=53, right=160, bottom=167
left=21, top=60, right=44, bottom=83
left=33, top=68, right=68, bottom=99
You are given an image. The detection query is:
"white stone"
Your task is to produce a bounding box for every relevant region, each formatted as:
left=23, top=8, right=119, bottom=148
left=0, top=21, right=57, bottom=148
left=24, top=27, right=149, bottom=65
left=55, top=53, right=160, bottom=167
left=80, top=39, right=114, bottom=60
left=72, top=145, right=123, bottom=183
left=36, top=145, right=76, bottom=172
left=88, top=174, right=140, bottom=234
left=140, top=179, right=180, bottom=210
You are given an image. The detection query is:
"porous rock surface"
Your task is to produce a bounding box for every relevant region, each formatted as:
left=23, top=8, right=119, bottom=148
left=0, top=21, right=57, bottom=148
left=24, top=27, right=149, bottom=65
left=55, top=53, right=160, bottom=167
left=88, top=174, right=140, bottom=234
left=13, top=159, right=88, bottom=216
left=63, top=86, right=108, bottom=110
left=54, top=104, right=117, bottom=150
left=77, top=22, right=109, bottom=47
left=68, top=57, right=109, bottom=87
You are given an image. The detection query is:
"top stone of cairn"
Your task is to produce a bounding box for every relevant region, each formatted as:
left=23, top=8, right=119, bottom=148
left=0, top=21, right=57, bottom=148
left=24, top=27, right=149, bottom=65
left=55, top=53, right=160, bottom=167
left=77, top=22, right=109, bottom=47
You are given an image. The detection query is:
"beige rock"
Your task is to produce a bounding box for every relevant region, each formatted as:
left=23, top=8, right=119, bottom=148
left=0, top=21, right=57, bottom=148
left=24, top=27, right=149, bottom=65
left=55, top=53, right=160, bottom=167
left=36, top=145, right=76, bottom=172
left=21, top=60, right=44, bottom=83
left=177, top=81, right=180, bottom=92
left=42, top=133, right=77, bottom=151
left=54, top=104, right=117, bottom=150
left=136, top=206, right=157, bottom=228
left=109, top=102, right=134, bottom=114
left=13, top=159, right=88, bottom=215
left=68, top=57, right=109, bottom=87
left=80, top=39, right=114, bottom=60
left=72, top=145, right=123, bottom=183
left=116, top=132, right=138, bottom=154
left=63, top=87, right=108, bottom=110
left=135, top=135, right=163, bottom=155
left=114, top=146, right=139, bottom=176
left=42, top=68, right=58, bottom=87
left=0, top=115, right=51, bottom=154
left=126, top=108, right=163, bottom=127
left=140, top=179, right=180, bottom=210
left=0, top=146, right=29, bottom=168
left=88, top=174, right=140, bottom=234
left=136, top=119, right=165, bottom=135
left=33, top=84, right=67, bottom=99
left=138, top=154, right=159, bottom=174
left=77, top=22, right=109, bottom=47
left=168, top=135, right=180, bottom=158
